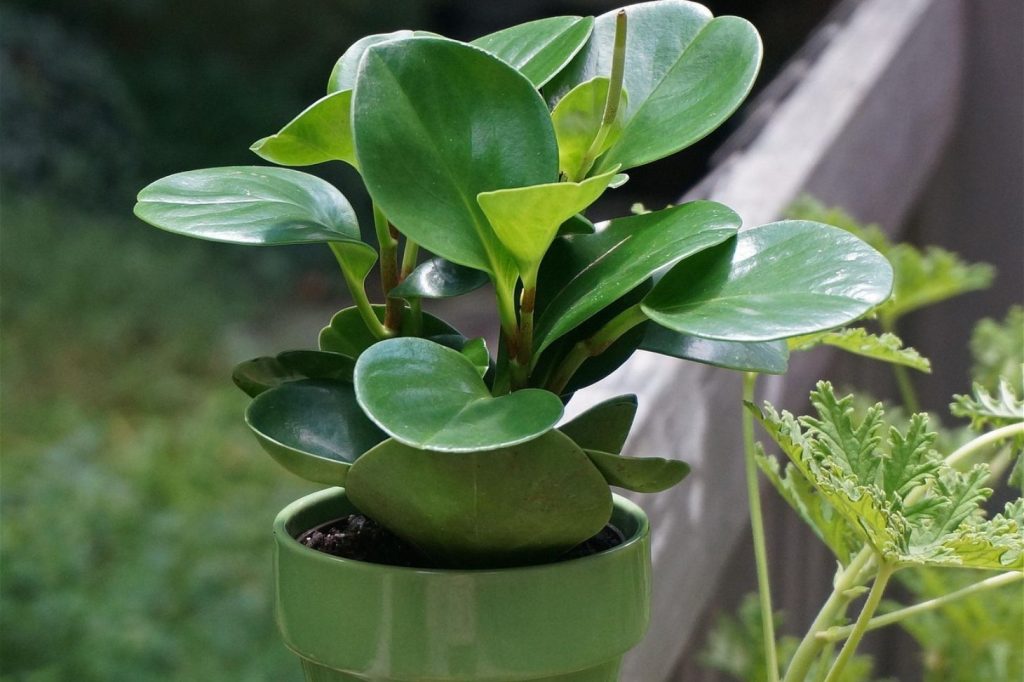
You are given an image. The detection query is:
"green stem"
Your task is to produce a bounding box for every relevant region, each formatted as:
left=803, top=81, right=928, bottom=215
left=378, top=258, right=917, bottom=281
left=818, top=571, right=1023, bottom=643
left=822, top=561, right=895, bottom=682
left=511, top=283, right=537, bottom=391
left=329, top=242, right=389, bottom=340
left=572, top=9, right=627, bottom=181
left=882, top=320, right=920, bottom=413
left=743, top=372, right=780, bottom=682
left=399, top=239, right=422, bottom=334
left=545, top=303, right=647, bottom=395
left=945, top=421, right=1024, bottom=470
left=373, top=203, right=402, bottom=332
left=495, top=281, right=520, bottom=395
left=783, top=547, right=873, bottom=682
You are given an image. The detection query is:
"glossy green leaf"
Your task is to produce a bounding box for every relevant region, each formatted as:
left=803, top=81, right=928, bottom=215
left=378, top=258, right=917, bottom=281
left=353, top=37, right=558, bottom=276
left=318, top=305, right=460, bottom=358
left=354, top=337, right=563, bottom=452
left=245, top=379, right=386, bottom=485
left=250, top=91, right=355, bottom=168
left=327, top=30, right=432, bottom=94
left=641, top=326, right=789, bottom=374
left=549, top=1, right=761, bottom=173
left=389, top=257, right=489, bottom=300
left=134, top=166, right=364, bottom=247
left=584, top=449, right=690, bottom=493
left=534, top=201, right=740, bottom=356
left=471, top=16, right=594, bottom=88
left=643, top=221, right=894, bottom=341
left=559, top=394, right=637, bottom=454
left=232, top=350, right=355, bottom=397
left=551, top=77, right=628, bottom=179
left=460, top=337, right=490, bottom=378
left=346, top=430, right=612, bottom=567
left=477, top=168, right=619, bottom=279
left=558, top=213, right=596, bottom=235
left=788, top=328, right=931, bottom=372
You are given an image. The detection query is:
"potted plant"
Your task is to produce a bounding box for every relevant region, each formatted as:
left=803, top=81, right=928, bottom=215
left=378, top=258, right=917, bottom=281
left=133, top=2, right=895, bottom=679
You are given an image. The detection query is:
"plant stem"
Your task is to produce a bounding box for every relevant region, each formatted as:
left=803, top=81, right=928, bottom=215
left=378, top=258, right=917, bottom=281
left=882, top=320, right=920, bottom=413
left=572, top=9, right=627, bottom=181
left=783, top=547, right=874, bottom=682
left=742, top=372, right=781, bottom=682
left=398, top=238, right=422, bottom=334
left=818, top=571, right=1023, bottom=643
left=822, top=561, right=895, bottom=682
left=510, top=284, right=537, bottom=390
left=545, top=303, right=647, bottom=395
left=372, top=203, right=403, bottom=332
left=495, top=281, right=520, bottom=394
left=329, top=242, right=389, bottom=340
left=944, top=421, right=1024, bottom=470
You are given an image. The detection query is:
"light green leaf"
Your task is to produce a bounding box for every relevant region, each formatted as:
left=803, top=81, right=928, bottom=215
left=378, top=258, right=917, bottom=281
left=552, top=76, right=628, bottom=179
left=643, top=221, right=893, bottom=342
left=318, top=304, right=460, bottom=359
left=558, top=213, right=596, bottom=235
left=353, top=37, right=557, bottom=279
left=584, top=449, right=689, bottom=493
left=789, top=328, right=931, bottom=372
left=642, top=327, right=789, bottom=374
left=951, top=379, right=1024, bottom=431
left=471, top=16, right=594, bottom=88
left=477, top=168, right=619, bottom=280
left=354, top=337, right=563, bottom=452
left=232, top=350, right=355, bottom=397
left=346, top=430, right=612, bottom=567
left=327, top=30, right=432, bottom=94
left=134, top=166, right=365, bottom=247
left=250, top=91, right=355, bottom=168
left=534, top=201, right=740, bottom=355
left=389, top=257, right=489, bottom=300
left=559, top=394, right=637, bottom=453
left=549, top=2, right=761, bottom=173
left=245, top=379, right=386, bottom=485
left=970, top=306, right=1024, bottom=393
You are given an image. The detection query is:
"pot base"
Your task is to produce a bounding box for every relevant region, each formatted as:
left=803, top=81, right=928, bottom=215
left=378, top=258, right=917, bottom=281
left=300, top=658, right=621, bottom=682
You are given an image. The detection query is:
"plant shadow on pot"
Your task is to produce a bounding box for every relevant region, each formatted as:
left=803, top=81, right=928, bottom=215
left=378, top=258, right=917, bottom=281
left=274, top=488, right=651, bottom=682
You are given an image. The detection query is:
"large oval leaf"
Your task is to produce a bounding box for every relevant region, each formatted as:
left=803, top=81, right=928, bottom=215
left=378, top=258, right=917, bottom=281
left=547, top=1, right=761, bottom=173
left=584, top=449, right=690, bottom=493
left=471, top=16, right=594, bottom=89
left=250, top=91, right=355, bottom=168
left=245, top=379, right=386, bottom=485
left=559, top=394, right=637, bottom=454
left=353, top=37, right=558, bottom=275
left=640, top=326, right=789, bottom=374
left=642, top=221, right=894, bottom=341
left=327, top=30, right=434, bottom=94
left=319, top=305, right=460, bottom=358
left=346, top=430, right=612, bottom=567
left=533, top=201, right=740, bottom=356
left=134, top=166, right=364, bottom=246
left=354, top=337, right=563, bottom=452
left=232, top=350, right=355, bottom=398
left=388, top=257, right=489, bottom=300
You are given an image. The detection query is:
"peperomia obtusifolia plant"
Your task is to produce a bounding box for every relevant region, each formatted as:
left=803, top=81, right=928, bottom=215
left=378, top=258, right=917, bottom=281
left=134, top=1, right=894, bottom=569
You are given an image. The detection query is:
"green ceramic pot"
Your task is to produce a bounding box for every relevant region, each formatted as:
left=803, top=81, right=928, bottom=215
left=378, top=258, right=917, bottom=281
left=274, top=488, right=651, bottom=682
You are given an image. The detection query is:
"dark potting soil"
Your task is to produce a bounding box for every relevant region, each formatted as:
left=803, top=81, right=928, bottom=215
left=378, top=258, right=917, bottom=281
left=299, top=514, right=624, bottom=569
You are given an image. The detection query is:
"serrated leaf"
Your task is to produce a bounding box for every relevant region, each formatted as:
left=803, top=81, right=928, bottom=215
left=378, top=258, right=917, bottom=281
left=471, top=16, right=594, bottom=88
left=250, top=91, right=356, bottom=168
left=788, top=328, right=931, bottom=373
left=951, top=379, right=1024, bottom=431
left=970, top=306, right=1024, bottom=393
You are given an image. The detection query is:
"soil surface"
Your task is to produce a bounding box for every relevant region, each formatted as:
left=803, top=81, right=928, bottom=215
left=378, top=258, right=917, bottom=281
left=299, top=514, right=624, bottom=568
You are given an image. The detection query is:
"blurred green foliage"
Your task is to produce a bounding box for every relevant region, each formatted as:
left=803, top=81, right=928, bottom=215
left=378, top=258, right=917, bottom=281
left=1, top=195, right=315, bottom=679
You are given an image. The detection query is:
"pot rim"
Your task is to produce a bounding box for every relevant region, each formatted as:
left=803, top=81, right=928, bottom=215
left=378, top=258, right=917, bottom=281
left=274, top=487, right=649, bottom=577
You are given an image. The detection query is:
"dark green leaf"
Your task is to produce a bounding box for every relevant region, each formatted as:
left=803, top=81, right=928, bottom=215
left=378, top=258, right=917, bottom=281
left=318, top=305, right=460, bottom=358
left=641, top=326, right=789, bottom=374
left=559, top=394, right=637, bottom=453
left=460, top=337, right=490, bottom=378
left=245, top=379, right=386, bottom=485
left=389, top=257, right=489, bottom=300
left=134, top=166, right=366, bottom=248
left=232, top=350, right=355, bottom=397
left=354, top=337, right=563, bottom=452
left=471, top=16, right=594, bottom=88
left=353, top=37, right=558, bottom=278
left=558, top=213, right=596, bottom=236
left=584, top=449, right=690, bottom=493
left=327, top=30, right=432, bottom=94
left=643, top=221, right=893, bottom=341
left=346, top=430, right=612, bottom=567
left=534, top=201, right=740, bottom=355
